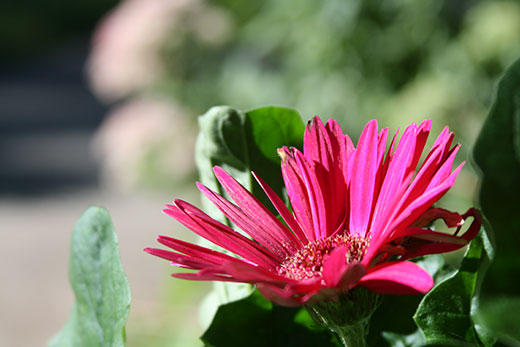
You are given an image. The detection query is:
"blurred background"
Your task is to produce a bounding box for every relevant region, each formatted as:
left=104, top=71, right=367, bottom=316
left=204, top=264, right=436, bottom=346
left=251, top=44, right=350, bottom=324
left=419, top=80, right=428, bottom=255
left=1, top=0, right=520, bottom=345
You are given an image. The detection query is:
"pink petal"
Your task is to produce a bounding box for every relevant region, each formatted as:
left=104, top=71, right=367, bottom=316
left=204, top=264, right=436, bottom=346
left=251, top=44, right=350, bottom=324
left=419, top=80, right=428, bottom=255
left=164, top=200, right=279, bottom=268
left=410, top=208, right=464, bottom=228
left=144, top=248, right=217, bottom=269
left=172, top=272, right=244, bottom=283
left=349, top=120, right=379, bottom=236
left=322, top=245, right=348, bottom=287
left=390, top=162, right=464, bottom=235
left=392, top=227, right=469, bottom=244
left=371, top=124, right=417, bottom=237
left=372, top=127, right=389, bottom=201
left=397, top=208, right=482, bottom=259
left=213, top=166, right=300, bottom=251
left=293, top=151, right=328, bottom=239
left=303, top=116, right=333, bottom=170
left=357, top=261, right=434, bottom=295
left=155, top=235, right=252, bottom=265
left=365, top=166, right=463, bottom=263
left=252, top=172, right=308, bottom=244
left=409, top=119, right=432, bottom=171
left=257, top=283, right=318, bottom=306
left=305, top=117, right=349, bottom=236
left=280, top=147, right=316, bottom=241
left=197, top=182, right=291, bottom=259
left=322, top=245, right=366, bottom=289
left=218, top=260, right=291, bottom=284
left=173, top=260, right=292, bottom=286
left=403, top=139, right=458, bottom=206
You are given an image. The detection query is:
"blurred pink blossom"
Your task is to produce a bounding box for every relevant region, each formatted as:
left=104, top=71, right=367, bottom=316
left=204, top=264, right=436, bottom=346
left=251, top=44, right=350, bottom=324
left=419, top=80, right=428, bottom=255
left=92, top=96, right=196, bottom=191
left=87, top=0, right=232, bottom=101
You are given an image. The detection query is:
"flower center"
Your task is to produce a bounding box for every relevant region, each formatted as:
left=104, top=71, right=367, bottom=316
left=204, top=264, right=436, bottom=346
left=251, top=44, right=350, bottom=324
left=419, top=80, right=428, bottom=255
left=278, top=234, right=370, bottom=281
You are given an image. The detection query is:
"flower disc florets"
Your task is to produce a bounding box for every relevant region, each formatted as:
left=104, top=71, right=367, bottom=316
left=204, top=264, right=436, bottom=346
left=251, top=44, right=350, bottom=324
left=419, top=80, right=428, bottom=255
left=278, top=234, right=371, bottom=281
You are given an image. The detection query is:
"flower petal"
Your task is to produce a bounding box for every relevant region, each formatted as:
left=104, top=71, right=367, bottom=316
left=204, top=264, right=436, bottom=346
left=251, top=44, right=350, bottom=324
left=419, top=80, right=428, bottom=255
left=357, top=261, right=433, bottom=295
left=253, top=172, right=308, bottom=244
left=304, top=117, right=350, bottom=236
left=349, top=120, right=379, bottom=236
left=197, top=182, right=291, bottom=260
left=322, top=245, right=366, bottom=289
left=155, top=235, right=253, bottom=265
left=371, top=123, right=418, bottom=237
left=303, top=117, right=333, bottom=170
left=410, top=207, right=464, bottom=228
left=257, top=283, right=319, bottom=306
left=213, top=166, right=301, bottom=251
left=164, top=200, right=279, bottom=268
left=144, top=248, right=218, bottom=269
left=397, top=208, right=482, bottom=259
left=279, top=147, right=316, bottom=241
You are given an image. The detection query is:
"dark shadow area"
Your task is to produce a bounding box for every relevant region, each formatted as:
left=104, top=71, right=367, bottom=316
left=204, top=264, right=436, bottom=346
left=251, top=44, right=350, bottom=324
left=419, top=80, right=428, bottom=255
left=0, top=39, right=108, bottom=195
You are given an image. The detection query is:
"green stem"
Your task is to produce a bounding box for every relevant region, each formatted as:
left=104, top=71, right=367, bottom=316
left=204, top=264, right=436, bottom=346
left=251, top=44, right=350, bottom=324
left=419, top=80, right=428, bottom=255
left=305, top=289, right=381, bottom=347
left=307, top=305, right=368, bottom=347
left=331, top=320, right=367, bottom=347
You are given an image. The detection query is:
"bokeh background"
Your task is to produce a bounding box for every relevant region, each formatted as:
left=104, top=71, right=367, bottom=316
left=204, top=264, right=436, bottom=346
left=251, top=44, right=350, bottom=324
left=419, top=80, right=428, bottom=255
left=1, top=0, right=520, bottom=345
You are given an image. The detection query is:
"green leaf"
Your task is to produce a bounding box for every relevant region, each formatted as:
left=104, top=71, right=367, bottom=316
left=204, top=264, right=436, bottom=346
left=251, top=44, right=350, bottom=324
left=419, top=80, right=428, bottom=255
left=473, top=57, right=520, bottom=343
left=413, top=232, right=494, bottom=346
left=380, top=330, right=425, bottom=347
left=200, top=290, right=339, bottom=347
left=49, top=207, right=131, bottom=347
left=367, top=254, right=455, bottom=347
left=473, top=57, right=520, bottom=297
left=195, top=105, right=305, bottom=323
left=195, top=105, right=304, bottom=222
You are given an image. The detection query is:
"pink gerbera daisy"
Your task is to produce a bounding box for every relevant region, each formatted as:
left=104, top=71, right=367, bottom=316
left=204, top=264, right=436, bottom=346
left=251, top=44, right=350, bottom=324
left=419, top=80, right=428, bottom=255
left=145, top=117, right=480, bottom=306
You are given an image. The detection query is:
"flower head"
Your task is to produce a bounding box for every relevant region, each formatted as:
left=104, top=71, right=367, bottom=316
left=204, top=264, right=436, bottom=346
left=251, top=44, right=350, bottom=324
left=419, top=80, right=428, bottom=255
left=145, top=117, right=481, bottom=306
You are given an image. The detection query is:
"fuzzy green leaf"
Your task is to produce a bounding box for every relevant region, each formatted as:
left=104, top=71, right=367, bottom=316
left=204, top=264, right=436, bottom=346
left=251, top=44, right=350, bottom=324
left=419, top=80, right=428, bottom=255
left=49, top=207, right=131, bottom=347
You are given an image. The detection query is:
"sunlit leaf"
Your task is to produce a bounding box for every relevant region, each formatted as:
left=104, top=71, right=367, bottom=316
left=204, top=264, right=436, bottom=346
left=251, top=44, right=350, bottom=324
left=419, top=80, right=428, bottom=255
left=195, top=105, right=304, bottom=222
left=49, top=207, right=131, bottom=347
left=413, top=232, right=494, bottom=346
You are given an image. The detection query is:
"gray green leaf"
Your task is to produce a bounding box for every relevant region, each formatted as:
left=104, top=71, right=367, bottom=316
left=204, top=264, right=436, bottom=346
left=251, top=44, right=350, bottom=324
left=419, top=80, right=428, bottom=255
left=49, top=206, right=131, bottom=347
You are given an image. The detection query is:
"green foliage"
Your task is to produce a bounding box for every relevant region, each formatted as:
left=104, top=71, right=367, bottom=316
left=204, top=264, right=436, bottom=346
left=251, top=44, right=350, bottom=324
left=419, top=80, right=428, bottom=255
left=473, top=57, right=520, bottom=344
left=473, top=57, right=520, bottom=295
left=195, top=105, right=304, bottom=222
left=158, top=0, right=520, bottom=152
left=414, top=232, right=493, bottom=346
left=0, top=0, right=119, bottom=57
left=367, top=255, right=455, bottom=346
left=194, top=103, right=502, bottom=346
left=201, top=290, right=339, bottom=347
left=49, top=207, right=131, bottom=347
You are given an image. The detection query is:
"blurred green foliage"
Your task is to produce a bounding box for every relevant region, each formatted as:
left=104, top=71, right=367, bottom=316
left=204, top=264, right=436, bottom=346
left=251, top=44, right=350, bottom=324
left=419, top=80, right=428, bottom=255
left=473, top=56, right=520, bottom=344
left=158, top=0, right=520, bottom=149
left=0, top=0, right=118, bottom=58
